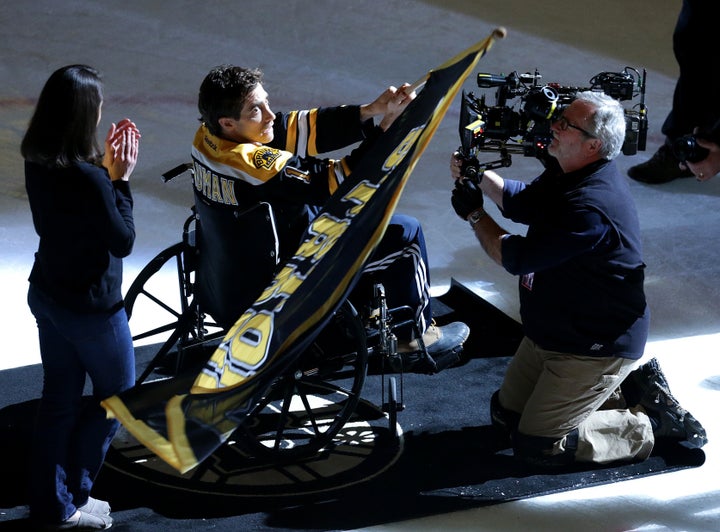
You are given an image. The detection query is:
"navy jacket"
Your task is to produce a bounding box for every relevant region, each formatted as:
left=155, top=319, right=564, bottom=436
left=26, top=160, right=135, bottom=313
left=501, top=159, right=649, bottom=359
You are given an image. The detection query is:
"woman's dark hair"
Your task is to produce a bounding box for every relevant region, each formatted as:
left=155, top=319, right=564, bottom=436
left=198, top=66, right=263, bottom=137
left=21, top=64, right=104, bottom=167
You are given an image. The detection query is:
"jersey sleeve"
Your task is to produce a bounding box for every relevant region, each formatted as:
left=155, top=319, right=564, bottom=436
left=192, top=121, right=381, bottom=208
left=272, top=105, right=370, bottom=156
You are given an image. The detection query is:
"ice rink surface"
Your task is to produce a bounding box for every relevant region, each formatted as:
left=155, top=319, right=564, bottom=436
left=1, top=2, right=718, bottom=530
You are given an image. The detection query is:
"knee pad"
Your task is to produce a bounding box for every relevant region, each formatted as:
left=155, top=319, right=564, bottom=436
left=513, top=428, right=579, bottom=468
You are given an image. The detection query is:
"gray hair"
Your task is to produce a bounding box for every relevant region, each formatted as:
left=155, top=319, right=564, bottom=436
left=574, top=90, right=626, bottom=159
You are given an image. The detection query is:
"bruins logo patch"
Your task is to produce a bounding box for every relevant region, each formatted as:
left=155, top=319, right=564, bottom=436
left=253, top=147, right=281, bottom=170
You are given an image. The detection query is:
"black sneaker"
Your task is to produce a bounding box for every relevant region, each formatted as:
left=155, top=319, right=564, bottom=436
left=397, top=322, right=470, bottom=374
left=627, top=144, right=694, bottom=184
left=622, top=358, right=707, bottom=448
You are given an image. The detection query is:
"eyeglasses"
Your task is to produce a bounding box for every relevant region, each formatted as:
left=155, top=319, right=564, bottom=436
left=554, top=115, right=596, bottom=138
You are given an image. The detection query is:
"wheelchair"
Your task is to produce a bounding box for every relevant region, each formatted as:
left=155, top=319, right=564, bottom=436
left=122, top=163, right=448, bottom=463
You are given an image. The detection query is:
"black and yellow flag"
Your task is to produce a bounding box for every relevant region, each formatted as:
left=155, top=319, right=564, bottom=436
left=102, top=29, right=506, bottom=473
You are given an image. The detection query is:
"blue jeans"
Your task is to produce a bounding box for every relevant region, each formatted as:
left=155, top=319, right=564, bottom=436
left=27, top=284, right=135, bottom=523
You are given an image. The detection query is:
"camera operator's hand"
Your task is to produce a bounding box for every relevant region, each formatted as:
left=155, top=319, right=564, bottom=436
left=450, top=152, right=463, bottom=180
left=450, top=151, right=482, bottom=182
left=451, top=178, right=484, bottom=220
left=683, top=138, right=720, bottom=182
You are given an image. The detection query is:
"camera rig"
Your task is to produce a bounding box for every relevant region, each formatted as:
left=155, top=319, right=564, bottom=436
left=457, top=67, right=648, bottom=175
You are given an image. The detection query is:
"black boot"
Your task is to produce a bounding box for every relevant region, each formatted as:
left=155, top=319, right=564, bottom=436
left=622, top=358, right=707, bottom=448
left=627, top=144, right=694, bottom=184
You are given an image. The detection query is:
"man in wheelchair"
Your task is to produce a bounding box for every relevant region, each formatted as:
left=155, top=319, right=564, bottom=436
left=190, top=65, right=469, bottom=372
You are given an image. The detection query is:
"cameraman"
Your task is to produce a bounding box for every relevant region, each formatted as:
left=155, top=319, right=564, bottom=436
left=450, top=91, right=706, bottom=467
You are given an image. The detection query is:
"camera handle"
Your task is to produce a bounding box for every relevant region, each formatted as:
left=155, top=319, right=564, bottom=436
left=473, top=148, right=513, bottom=174
left=456, top=146, right=512, bottom=183
left=477, top=152, right=513, bottom=172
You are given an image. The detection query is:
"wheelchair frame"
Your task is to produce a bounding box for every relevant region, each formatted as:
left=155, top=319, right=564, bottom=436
left=122, top=164, right=439, bottom=462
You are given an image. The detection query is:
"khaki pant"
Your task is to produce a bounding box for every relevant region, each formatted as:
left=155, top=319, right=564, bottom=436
left=499, top=336, right=654, bottom=464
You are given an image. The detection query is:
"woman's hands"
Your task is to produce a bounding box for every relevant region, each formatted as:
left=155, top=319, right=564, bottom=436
left=104, top=118, right=141, bottom=181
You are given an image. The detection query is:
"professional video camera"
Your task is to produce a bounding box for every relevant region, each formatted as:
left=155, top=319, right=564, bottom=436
left=457, top=67, right=648, bottom=178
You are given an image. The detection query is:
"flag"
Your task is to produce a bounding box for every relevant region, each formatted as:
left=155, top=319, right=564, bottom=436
left=102, top=29, right=506, bottom=473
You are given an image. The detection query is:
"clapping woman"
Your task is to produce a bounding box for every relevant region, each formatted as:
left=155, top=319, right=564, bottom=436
left=21, top=64, right=140, bottom=530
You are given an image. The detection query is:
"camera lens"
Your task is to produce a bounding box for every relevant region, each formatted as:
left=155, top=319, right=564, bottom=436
left=524, top=86, right=559, bottom=121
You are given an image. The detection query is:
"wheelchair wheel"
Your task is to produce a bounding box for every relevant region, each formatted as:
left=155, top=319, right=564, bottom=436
left=125, top=242, right=188, bottom=329
left=125, top=241, right=222, bottom=381
left=237, top=300, right=369, bottom=460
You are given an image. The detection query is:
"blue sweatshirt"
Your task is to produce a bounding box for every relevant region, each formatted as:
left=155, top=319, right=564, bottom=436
left=26, top=160, right=135, bottom=313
